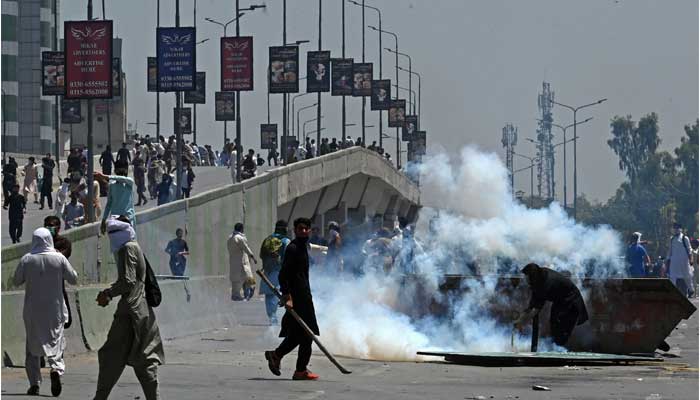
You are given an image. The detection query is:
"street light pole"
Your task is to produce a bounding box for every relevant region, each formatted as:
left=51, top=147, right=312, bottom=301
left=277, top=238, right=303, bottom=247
left=297, top=103, right=318, bottom=142
left=156, top=0, right=160, bottom=142
left=86, top=0, right=95, bottom=221
left=316, top=0, right=322, bottom=155
left=551, top=117, right=592, bottom=208
left=386, top=48, right=412, bottom=114
left=551, top=98, right=606, bottom=219
left=53, top=0, right=60, bottom=173
left=392, top=84, right=416, bottom=113
left=341, top=0, right=346, bottom=147
left=361, top=0, right=365, bottom=146
left=175, top=0, right=183, bottom=200
left=291, top=92, right=311, bottom=139
left=282, top=0, right=287, bottom=164
left=514, top=152, right=538, bottom=204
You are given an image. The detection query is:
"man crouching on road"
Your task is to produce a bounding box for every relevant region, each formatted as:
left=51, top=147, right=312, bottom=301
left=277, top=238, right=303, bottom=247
left=265, top=217, right=320, bottom=380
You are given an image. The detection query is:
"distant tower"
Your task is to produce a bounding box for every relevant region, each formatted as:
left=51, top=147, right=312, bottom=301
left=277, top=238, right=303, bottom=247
left=501, top=123, right=518, bottom=196
left=536, top=82, right=555, bottom=200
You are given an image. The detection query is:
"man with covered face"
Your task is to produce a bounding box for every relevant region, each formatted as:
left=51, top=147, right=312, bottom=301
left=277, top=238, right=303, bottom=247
left=514, top=263, right=588, bottom=348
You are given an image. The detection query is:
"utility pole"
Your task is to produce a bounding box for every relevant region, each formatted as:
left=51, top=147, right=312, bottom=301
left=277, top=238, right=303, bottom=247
left=316, top=0, right=322, bottom=154
left=193, top=0, right=197, bottom=144
left=102, top=0, right=112, bottom=151
left=341, top=0, right=346, bottom=146
left=235, top=0, right=241, bottom=181
left=501, top=124, right=518, bottom=197
left=157, top=0, right=161, bottom=141
left=175, top=0, right=183, bottom=199
left=53, top=0, right=60, bottom=174
left=282, top=0, right=287, bottom=164
left=85, top=0, right=95, bottom=221
left=361, top=0, right=365, bottom=145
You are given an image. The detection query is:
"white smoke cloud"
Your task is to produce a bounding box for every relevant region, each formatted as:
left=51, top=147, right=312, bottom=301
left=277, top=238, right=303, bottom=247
left=310, top=147, right=624, bottom=362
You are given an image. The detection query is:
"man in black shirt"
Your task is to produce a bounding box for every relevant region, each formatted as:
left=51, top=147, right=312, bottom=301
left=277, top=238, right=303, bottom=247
left=67, top=148, right=82, bottom=175
left=116, top=143, right=131, bottom=165
left=514, top=263, right=589, bottom=347
left=100, top=146, right=115, bottom=175
left=265, top=217, right=320, bottom=380
left=4, top=184, right=26, bottom=243
left=40, top=154, right=55, bottom=210
left=3, top=157, right=18, bottom=202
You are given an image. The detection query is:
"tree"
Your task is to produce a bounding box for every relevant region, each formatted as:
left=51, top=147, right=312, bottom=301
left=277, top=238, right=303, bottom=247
left=672, top=120, right=699, bottom=235
left=607, top=113, right=661, bottom=185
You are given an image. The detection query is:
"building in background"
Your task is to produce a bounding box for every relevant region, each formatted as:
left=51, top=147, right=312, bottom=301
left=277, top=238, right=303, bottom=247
left=2, top=0, right=59, bottom=155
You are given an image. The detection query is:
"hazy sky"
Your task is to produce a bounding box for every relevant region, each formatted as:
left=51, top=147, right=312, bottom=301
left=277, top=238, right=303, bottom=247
left=63, top=0, right=698, bottom=202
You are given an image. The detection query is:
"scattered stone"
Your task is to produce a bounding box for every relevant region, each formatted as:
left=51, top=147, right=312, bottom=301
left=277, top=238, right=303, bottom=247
left=637, top=378, right=644, bottom=381
left=465, top=396, right=486, bottom=400
left=532, top=385, right=551, bottom=391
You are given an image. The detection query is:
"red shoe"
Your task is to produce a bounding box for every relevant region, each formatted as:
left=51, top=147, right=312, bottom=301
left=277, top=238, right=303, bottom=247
left=292, top=370, right=319, bottom=380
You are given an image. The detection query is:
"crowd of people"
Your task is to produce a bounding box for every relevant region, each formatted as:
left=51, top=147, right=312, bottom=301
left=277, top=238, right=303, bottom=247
left=279, top=135, right=393, bottom=165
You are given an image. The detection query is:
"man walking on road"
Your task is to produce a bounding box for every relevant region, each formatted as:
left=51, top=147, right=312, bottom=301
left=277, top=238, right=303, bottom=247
left=39, top=153, right=55, bottom=210
left=259, top=220, right=291, bottom=324
left=265, top=217, right=321, bottom=380
left=227, top=223, right=258, bottom=301
left=93, top=216, right=164, bottom=400
left=5, top=183, right=27, bottom=243
left=14, top=227, right=78, bottom=396
left=666, top=222, right=694, bottom=297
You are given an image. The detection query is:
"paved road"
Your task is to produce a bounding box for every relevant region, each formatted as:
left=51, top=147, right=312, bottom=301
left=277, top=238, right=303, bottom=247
left=1, top=298, right=697, bottom=399
left=0, top=165, right=251, bottom=246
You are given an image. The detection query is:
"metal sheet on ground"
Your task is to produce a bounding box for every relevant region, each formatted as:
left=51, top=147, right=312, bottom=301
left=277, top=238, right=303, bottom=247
left=417, top=351, right=662, bottom=367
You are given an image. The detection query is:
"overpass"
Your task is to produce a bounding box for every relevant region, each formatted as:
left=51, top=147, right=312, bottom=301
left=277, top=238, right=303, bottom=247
left=1, top=147, right=421, bottom=365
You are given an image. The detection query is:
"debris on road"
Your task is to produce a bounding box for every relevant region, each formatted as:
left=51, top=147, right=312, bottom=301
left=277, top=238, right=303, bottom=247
left=532, top=385, right=551, bottom=391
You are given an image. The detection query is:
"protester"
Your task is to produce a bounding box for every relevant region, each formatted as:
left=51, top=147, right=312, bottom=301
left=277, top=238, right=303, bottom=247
left=116, top=142, right=131, bottom=165
left=39, top=153, right=55, bottom=210
left=625, top=232, right=650, bottom=278
left=329, top=138, right=338, bottom=153
left=14, top=228, right=78, bottom=396
left=93, top=216, right=164, bottom=400
left=96, top=163, right=136, bottom=233
left=363, top=228, right=395, bottom=274
left=267, top=147, right=278, bottom=166
left=319, top=138, right=330, bottom=155
left=514, top=263, right=589, bottom=347
left=148, top=154, right=165, bottom=200
left=325, top=221, right=343, bottom=272
left=181, top=163, right=195, bottom=198
left=66, top=148, right=82, bottom=176
left=260, top=220, right=291, bottom=324
left=54, top=178, right=71, bottom=218
left=45, top=215, right=72, bottom=259
left=264, top=217, right=320, bottom=380
left=227, top=223, right=258, bottom=301
left=2, top=156, right=18, bottom=202
left=692, top=238, right=699, bottom=298
left=100, top=146, right=114, bottom=175
left=22, top=157, right=39, bottom=204
left=242, top=149, right=257, bottom=179
left=62, top=193, right=85, bottom=230
left=155, top=174, right=173, bottom=206
left=165, top=228, right=189, bottom=276
left=368, top=141, right=377, bottom=152
left=5, top=183, right=27, bottom=243
left=256, top=153, right=266, bottom=168
left=666, top=222, right=694, bottom=297
left=133, top=151, right=148, bottom=206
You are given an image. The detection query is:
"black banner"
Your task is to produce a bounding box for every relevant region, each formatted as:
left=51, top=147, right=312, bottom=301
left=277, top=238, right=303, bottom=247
left=306, top=51, right=331, bottom=93
left=174, top=107, right=192, bottom=135
left=147, top=57, right=157, bottom=92
left=42, top=51, right=65, bottom=96
left=112, top=57, right=121, bottom=97
left=388, top=99, right=406, bottom=128
left=352, top=63, right=373, bottom=97
left=61, top=99, right=82, bottom=124
left=260, top=124, right=278, bottom=150
left=371, top=79, right=391, bottom=110
left=331, top=58, right=353, bottom=96
left=402, top=115, right=418, bottom=141
left=269, top=46, right=299, bottom=94
left=184, top=72, right=206, bottom=104
left=414, top=130, right=426, bottom=156
left=215, top=91, right=235, bottom=121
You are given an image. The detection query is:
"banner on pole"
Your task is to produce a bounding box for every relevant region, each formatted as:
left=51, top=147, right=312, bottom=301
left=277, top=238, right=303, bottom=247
left=215, top=91, right=235, bottom=121
left=61, top=99, right=82, bottom=124
left=352, top=62, right=372, bottom=97
left=184, top=72, right=206, bottom=104
left=269, top=46, right=299, bottom=94
left=260, top=124, right=278, bottom=150
left=112, top=57, right=121, bottom=97
left=174, top=107, right=192, bottom=135
left=402, top=114, right=418, bottom=141
left=157, top=27, right=196, bottom=91
left=370, top=79, right=391, bottom=110
left=306, top=51, right=331, bottom=93
left=414, top=130, right=426, bottom=156
left=64, top=20, right=113, bottom=99
left=388, top=99, right=406, bottom=128
left=221, top=36, right=253, bottom=91
left=42, top=51, right=65, bottom=96
left=147, top=57, right=157, bottom=92
left=331, top=58, right=353, bottom=96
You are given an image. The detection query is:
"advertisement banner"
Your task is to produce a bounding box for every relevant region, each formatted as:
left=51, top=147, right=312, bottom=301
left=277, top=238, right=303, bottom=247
left=42, top=51, right=65, bottom=96
left=157, top=27, right=196, bottom=91
left=215, top=91, right=236, bottom=121
left=184, top=72, right=206, bottom=104
left=260, top=124, right=278, bottom=150
left=147, top=57, right=157, bottom=92
left=414, top=130, right=426, bottom=156
left=61, top=99, right=82, bottom=124
left=112, top=57, right=121, bottom=97
left=221, top=36, right=253, bottom=91
left=402, top=114, right=418, bottom=141
left=331, top=58, right=353, bottom=96
left=64, top=20, right=113, bottom=99
left=174, top=107, right=192, bottom=135
left=388, top=99, right=406, bottom=128
left=306, top=51, right=331, bottom=93
left=269, top=46, right=299, bottom=94
left=370, top=79, right=391, bottom=110
left=352, top=62, right=372, bottom=97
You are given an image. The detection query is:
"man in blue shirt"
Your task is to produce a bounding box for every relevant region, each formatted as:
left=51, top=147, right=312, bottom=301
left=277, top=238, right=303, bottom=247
left=626, top=232, right=650, bottom=277
left=165, top=228, right=189, bottom=276
left=96, top=165, right=135, bottom=234
left=259, top=220, right=291, bottom=324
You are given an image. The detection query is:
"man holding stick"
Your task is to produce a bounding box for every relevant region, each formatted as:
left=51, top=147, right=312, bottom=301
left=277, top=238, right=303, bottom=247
left=265, top=217, right=320, bottom=380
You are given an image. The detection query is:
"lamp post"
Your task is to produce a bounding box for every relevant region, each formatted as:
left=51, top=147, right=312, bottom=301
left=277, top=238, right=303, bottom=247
left=193, top=38, right=209, bottom=145
left=303, top=117, right=324, bottom=140
left=398, top=66, right=420, bottom=128
left=514, top=152, right=538, bottom=204
left=348, top=0, right=382, bottom=149
left=297, top=103, right=318, bottom=142
left=368, top=25, right=399, bottom=169
left=551, top=98, right=607, bottom=219
left=291, top=92, right=312, bottom=139
left=205, top=13, right=245, bottom=147
left=392, top=84, right=416, bottom=114
left=549, top=117, right=592, bottom=208
left=386, top=47, right=412, bottom=115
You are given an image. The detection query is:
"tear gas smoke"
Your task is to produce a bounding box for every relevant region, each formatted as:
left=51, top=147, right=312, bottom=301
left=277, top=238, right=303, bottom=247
left=309, top=147, right=624, bottom=361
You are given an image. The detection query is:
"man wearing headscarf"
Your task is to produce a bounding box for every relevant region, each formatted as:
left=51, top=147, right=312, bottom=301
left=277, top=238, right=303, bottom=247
left=93, top=216, right=164, bottom=400
left=13, top=228, right=78, bottom=396
left=227, top=223, right=258, bottom=301
left=95, top=163, right=136, bottom=234
left=259, top=220, right=291, bottom=323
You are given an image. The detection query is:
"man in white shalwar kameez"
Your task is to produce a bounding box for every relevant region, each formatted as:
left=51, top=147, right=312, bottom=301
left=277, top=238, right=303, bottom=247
left=14, top=227, right=78, bottom=396
left=227, top=223, right=257, bottom=300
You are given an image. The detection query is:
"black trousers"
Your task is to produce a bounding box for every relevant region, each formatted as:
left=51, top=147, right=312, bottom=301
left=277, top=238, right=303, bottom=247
left=275, top=333, right=312, bottom=372
left=9, top=218, right=22, bottom=243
